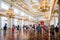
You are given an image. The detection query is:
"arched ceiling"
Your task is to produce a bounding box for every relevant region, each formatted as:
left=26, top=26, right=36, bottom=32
left=4, top=0, right=58, bottom=20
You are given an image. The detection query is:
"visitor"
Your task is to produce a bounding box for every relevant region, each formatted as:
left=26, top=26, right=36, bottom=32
left=55, top=26, right=59, bottom=33
left=32, top=24, right=35, bottom=30
left=3, top=23, right=7, bottom=31
left=36, top=24, right=42, bottom=36
left=55, top=26, right=59, bottom=34
left=50, top=25, right=55, bottom=35
left=12, top=25, right=15, bottom=33
left=17, top=25, right=19, bottom=31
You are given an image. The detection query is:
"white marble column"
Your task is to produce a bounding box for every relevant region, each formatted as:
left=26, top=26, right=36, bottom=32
left=12, top=18, right=14, bottom=25
left=0, top=16, right=2, bottom=29
left=17, top=19, right=21, bottom=26
left=26, top=21, right=28, bottom=25
left=19, top=20, right=22, bottom=26
left=8, top=18, right=14, bottom=28
left=23, top=20, right=25, bottom=25
left=0, top=1, right=1, bottom=9
left=24, top=21, right=28, bottom=25
left=21, top=20, right=24, bottom=35
left=58, top=1, right=60, bottom=32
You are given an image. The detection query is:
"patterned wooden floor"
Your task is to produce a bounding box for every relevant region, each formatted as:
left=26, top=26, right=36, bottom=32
left=0, top=29, right=60, bottom=40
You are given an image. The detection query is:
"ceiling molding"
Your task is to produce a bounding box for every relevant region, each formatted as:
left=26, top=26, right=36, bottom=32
left=4, top=0, right=35, bottom=17
left=4, top=0, right=58, bottom=21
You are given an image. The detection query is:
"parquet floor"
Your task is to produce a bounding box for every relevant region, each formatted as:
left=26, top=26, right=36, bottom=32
left=0, top=29, right=60, bottom=40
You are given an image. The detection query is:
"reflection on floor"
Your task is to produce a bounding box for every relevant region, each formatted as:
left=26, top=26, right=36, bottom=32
left=0, top=29, right=60, bottom=40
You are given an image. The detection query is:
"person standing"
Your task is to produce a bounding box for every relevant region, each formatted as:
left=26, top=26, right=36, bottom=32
left=17, top=25, right=19, bottom=31
left=3, top=23, right=7, bottom=31
left=32, top=24, right=35, bottom=30
left=36, top=24, right=42, bottom=35
left=3, top=23, right=7, bottom=36
left=12, top=25, right=15, bottom=33
left=17, top=25, right=20, bottom=34
left=36, top=24, right=42, bottom=40
left=55, top=26, right=59, bottom=34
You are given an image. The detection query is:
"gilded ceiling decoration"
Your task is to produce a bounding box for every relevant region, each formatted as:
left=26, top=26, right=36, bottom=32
left=16, top=2, right=29, bottom=11
left=30, top=0, right=50, bottom=12
left=4, top=0, right=58, bottom=20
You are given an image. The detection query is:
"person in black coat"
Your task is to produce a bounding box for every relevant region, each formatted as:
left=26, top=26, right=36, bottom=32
left=32, top=24, right=35, bottom=30
left=17, top=25, right=19, bottom=30
left=55, top=26, right=59, bottom=33
left=50, top=25, right=55, bottom=35
left=3, top=23, right=7, bottom=31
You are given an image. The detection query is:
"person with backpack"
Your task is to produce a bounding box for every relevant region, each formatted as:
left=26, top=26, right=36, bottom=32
left=36, top=24, right=42, bottom=34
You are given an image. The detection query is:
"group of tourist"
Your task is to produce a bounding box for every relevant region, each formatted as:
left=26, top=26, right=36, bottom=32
left=3, top=23, right=59, bottom=35
left=3, top=23, right=20, bottom=33
left=3, top=23, right=42, bottom=33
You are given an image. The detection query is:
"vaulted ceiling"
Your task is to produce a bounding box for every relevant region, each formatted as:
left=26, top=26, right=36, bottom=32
left=4, top=0, right=58, bottom=20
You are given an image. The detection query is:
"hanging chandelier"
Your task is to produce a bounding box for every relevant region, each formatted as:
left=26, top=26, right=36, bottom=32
left=40, top=1, right=50, bottom=12
left=6, top=8, right=15, bottom=18
left=6, top=4, right=15, bottom=18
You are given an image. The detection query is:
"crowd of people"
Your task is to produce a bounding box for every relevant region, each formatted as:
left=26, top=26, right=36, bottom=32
left=3, top=23, right=59, bottom=36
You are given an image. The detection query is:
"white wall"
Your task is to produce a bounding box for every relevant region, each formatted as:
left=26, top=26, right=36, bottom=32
left=1, top=17, right=8, bottom=29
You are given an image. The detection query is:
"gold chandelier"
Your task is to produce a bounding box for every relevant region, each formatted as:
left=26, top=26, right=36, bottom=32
left=40, top=1, right=50, bottom=12
left=6, top=8, right=15, bottom=18
left=6, top=4, right=15, bottom=18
